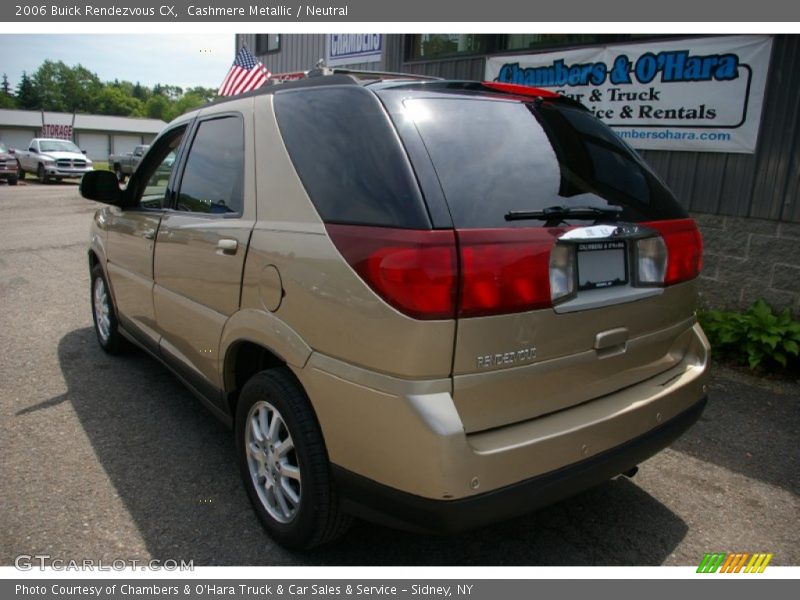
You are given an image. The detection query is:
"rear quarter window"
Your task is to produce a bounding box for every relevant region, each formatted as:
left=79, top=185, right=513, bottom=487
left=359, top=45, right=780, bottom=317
left=274, top=86, right=431, bottom=228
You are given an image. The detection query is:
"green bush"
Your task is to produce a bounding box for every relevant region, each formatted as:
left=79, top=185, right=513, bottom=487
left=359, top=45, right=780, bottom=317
left=698, top=299, right=800, bottom=371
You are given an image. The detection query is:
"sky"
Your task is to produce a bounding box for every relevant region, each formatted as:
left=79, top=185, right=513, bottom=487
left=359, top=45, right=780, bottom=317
left=0, top=34, right=236, bottom=92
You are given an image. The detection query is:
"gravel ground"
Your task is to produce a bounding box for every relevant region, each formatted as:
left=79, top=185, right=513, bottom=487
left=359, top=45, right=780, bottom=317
left=1, top=181, right=798, bottom=566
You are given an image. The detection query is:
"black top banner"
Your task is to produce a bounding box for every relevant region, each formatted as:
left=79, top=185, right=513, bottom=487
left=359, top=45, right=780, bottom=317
left=2, top=0, right=800, bottom=22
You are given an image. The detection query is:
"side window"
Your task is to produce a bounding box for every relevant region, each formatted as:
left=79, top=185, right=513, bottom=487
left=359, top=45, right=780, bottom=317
left=135, top=126, right=186, bottom=209
left=273, top=87, right=429, bottom=228
left=175, top=116, right=244, bottom=215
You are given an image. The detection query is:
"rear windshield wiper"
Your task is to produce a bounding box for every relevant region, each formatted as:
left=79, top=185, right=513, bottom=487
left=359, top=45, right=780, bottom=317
left=505, top=205, right=623, bottom=222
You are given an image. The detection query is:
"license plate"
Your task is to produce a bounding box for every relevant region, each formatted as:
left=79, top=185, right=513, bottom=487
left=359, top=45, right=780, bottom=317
left=576, top=241, right=627, bottom=291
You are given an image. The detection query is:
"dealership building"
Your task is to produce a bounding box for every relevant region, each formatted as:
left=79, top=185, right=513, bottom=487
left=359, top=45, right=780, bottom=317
left=239, top=33, right=800, bottom=314
left=0, top=109, right=166, bottom=161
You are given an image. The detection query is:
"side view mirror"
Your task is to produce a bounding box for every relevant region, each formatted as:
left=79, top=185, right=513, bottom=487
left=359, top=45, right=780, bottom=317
left=82, top=149, right=87, bottom=155
left=29, top=147, right=36, bottom=152
left=8, top=148, right=15, bottom=154
left=80, top=170, right=124, bottom=206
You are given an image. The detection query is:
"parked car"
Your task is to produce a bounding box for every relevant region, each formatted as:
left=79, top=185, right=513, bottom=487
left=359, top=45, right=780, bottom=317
left=17, top=138, right=93, bottom=183
left=109, top=144, right=149, bottom=182
left=0, top=141, right=18, bottom=185
left=80, top=72, right=710, bottom=550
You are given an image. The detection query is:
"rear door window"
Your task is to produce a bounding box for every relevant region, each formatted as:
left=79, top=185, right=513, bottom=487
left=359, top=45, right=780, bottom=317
left=397, top=96, right=686, bottom=228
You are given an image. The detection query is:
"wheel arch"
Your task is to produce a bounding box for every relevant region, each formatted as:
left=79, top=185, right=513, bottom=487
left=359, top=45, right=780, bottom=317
left=220, top=308, right=313, bottom=417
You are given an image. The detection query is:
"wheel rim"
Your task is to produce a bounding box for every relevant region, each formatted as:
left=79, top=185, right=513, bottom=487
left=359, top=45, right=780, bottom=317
left=245, top=400, right=301, bottom=523
left=93, top=277, right=111, bottom=343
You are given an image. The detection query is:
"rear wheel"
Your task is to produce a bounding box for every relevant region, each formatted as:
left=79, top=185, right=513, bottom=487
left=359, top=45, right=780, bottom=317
left=18, top=163, right=24, bottom=180
left=7, top=175, right=17, bottom=186
left=235, top=369, right=351, bottom=549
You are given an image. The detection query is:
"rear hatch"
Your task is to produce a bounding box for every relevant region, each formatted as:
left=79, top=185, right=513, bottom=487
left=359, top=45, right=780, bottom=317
left=377, top=84, right=703, bottom=433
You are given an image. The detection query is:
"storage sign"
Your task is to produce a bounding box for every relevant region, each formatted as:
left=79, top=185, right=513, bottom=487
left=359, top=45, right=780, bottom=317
left=326, top=34, right=382, bottom=67
left=40, top=123, right=73, bottom=140
left=486, top=35, right=773, bottom=153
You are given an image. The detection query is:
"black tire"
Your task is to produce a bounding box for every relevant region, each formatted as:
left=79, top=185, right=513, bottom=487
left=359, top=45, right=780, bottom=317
left=37, top=163, right=49, bottom=184
left=18, top=163, right=25, bottom=180
left=7, top=176, right=17, bottom=186
left=114, top=164, right=126, bottom=183
left=235, top=369, right=351, bottom=550
left=90, top=263, right=128, bottom=354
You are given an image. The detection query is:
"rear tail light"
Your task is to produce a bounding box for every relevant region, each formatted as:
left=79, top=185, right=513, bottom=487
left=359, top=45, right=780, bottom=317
left=327, top=220, right=701, bottom=321
left=456, top=229, right=556, bottom=318
left=644, top=219, right=703, bottom=285
left=327, top=225, right=560, bottom=320
left=325, top=224, right=457, bottom=320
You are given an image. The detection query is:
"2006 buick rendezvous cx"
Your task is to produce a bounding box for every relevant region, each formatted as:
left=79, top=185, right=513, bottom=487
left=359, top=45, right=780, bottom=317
left=80, top=71, right=710, bottom=550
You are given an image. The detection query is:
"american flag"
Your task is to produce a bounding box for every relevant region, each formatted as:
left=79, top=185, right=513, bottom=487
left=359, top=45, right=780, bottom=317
left=218, top=46, right=271, bottom=97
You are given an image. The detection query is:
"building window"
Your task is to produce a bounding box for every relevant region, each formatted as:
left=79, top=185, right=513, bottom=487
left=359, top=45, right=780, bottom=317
left=255, top=34, right=281, bottom=54
left=502, top=34, right=622, bottom=52
left=407, top=35, right=489, bottom=60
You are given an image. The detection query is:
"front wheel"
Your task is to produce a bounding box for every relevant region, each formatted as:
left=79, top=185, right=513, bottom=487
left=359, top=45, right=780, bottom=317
left=37, top=163, right=49, bottom=184
left=90, top=264, right=128, bottom=354
left=235, top=369, right=351, bottom=550
left=17, top=162, right=24, bottom=180
left=114, top=164, right=126, bottom=183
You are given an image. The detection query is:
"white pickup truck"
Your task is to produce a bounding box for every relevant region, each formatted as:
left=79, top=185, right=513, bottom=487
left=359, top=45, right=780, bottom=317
left=17, top=138, right=94, bottom=183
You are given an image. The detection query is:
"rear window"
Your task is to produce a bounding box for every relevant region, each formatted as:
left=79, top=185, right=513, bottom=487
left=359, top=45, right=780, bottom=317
left=274, top=86, right=430, bottom=228
left=400, top=96, right=686, bottom=228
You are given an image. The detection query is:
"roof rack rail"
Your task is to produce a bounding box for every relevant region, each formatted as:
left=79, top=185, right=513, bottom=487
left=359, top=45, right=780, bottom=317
left=308, top=66, right=444, bottom=82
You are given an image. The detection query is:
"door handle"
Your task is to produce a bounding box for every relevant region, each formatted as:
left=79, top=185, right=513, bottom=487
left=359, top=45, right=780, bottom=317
left=217, top=238, right=238, bottom=254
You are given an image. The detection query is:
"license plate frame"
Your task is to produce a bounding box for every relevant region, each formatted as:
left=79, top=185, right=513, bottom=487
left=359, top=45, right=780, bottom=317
left=576, top=240, right=628, bottom=291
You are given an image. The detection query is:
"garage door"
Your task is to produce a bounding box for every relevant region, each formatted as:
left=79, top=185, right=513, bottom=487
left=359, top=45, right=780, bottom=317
left=77, top=133, right=109, bottom=161
left=0, top=129, right=36, bottom=152
left=112, top=135, right=143, bottom=156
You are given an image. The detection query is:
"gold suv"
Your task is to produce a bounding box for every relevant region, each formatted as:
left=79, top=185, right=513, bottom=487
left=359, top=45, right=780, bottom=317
left=81, top=73, right=710, bottom=550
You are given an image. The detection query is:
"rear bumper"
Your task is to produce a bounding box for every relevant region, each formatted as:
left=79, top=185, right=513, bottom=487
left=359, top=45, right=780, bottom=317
left=333, top=395, right=706, bottom=533
left=300, top=321, right=709, bottom=527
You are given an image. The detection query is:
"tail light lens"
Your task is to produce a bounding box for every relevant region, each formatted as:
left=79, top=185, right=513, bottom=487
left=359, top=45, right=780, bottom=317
left=325, top=224, right=457, bottom=320
left=549, top=243, right=576, bottom=302
left=636, top=236, right=668, bottom=285
left=644, top=219, right=703, bottom=285
left=457, top=229, right=556, bottom=318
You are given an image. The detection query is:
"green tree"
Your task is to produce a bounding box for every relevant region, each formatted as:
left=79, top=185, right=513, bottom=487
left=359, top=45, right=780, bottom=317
left=0, top=92, right=15, bottom=109
left=59, top=64, right=102, bottom=113
left=15, top=72, right=38, bottom=109
left=144, top=94, right=170, bottom=120
left=94, top=86, right=144, bottom=117
left=164, top=90, right=208, bottom=121
left=0, top=73, right=15, bottom=108
left=132, top=81, right=149, bottom=102
left=31, top=60, right=66, bottom=111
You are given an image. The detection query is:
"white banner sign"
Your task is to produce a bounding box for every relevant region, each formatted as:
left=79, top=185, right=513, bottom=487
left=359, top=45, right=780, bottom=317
left=486, top=35, right=773, bottom=153
left=326, top=34, right=382, bottom=67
